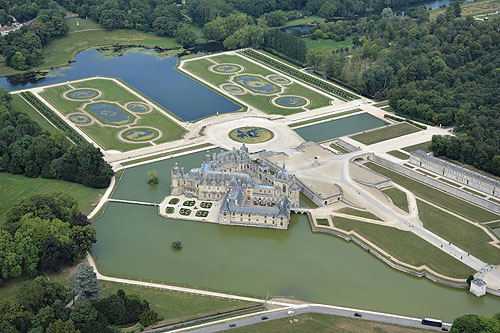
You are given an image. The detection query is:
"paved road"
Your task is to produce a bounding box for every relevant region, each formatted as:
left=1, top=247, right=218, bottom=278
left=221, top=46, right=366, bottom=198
left=182, top=304, right=451, bottom=332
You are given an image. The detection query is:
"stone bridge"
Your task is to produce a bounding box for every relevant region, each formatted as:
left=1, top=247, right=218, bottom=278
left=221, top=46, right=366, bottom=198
left=107, top=199, right=159, bottom=207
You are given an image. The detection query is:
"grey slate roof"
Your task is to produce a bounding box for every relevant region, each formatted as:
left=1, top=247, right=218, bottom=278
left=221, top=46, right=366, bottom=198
left=471, top=278, right=486, bottom=287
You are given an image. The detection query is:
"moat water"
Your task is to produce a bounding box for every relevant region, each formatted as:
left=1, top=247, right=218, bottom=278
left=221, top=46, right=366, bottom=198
left=92, top=151, right=500, bottom=322
left=0, top=48, right=240, bottom=121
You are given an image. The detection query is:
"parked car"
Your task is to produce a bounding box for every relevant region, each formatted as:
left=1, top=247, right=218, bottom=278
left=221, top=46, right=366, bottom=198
left=441, top=328, right=449, bottom=332
left=261, top=316, right=268, bottom=320
left=354, top=312, right=362, bottom=317
left=287, top=310, right=295, bottom=315
left=229, top=323, right=236, bottom=327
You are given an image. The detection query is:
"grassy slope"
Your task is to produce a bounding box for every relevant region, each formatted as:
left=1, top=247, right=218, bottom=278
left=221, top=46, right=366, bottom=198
left=331, top=217, right=474, bottom=278
left=383, top=187, right=409, bottom=213
left=364, top=162, right=500, bottom=222
left=416, top=200, right=500, bottom=264
left=10, top=94, right=58, bottom=133
left=387, top=150, right=410, bottom=160
left=402, top=141, right=432, bottom=153
left=336, top=207, right=381, bottom=220
left=289, top=108, right=361, bottom=127
left=0, top=24, right=181, bottom=77
left=233, top=312, right=427, bottom=332
left=0, top=172, right=105, bottom=222
left=350, top=123, right=421, bottom=145
left=101, top=281, right=258, bottom=327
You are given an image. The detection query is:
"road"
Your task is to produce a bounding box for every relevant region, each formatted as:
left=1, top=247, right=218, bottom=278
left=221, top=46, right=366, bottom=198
left=180, top=304, right=451, bottom=332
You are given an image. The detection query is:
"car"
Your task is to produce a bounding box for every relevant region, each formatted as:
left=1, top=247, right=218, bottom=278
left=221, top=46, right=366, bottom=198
left=287, top=310, right=295, bottom=315
left=261, top=316, right=268, bottom=320
left=354, top=312, right=362, bottom=317
left=229, top=323, right=236, bottom=327
left=441, top=328, right=449, bottom=332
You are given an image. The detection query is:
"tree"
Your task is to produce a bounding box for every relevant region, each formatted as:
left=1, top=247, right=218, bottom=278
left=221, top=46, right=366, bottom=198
left=266, top=10, right=287, bottom=27
left=139, top=309, right=158, bottom=327
left=70, top=263, right=101, bottom=301
left=147, top=170, right=159, bottom=185
left=175, top=23, right=197, bottom=46
left=70, top=225, right=96, bottom=259
left=94, top=294, right=125, bottom=325
left=450, top=314, right=482, bottom=332
left=10, top=51, right=27, bottom=70
left=70, top=300, right=97, bottom=327
left=46, top=319, right=78, bottom=333
left=172, top=241, right=182, bottom=250
left=16, top=276, right=68, bottom=313
left=153, top=16, right=177, bottom=37
left=0, top=230, right=22, bottom=281
left=99, top=9, right=126, bottom=29
left=41, top=236, right=74, bottom=272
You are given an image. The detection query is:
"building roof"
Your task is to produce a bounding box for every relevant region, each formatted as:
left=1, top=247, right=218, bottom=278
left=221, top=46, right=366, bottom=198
left=411, top=150, right=500, bottom=188
left=471, top=278, right=486, bottom=287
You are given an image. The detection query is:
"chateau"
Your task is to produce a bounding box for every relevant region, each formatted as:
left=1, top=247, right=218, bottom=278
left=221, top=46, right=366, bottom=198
left=171, top=144, right=300, bottom=229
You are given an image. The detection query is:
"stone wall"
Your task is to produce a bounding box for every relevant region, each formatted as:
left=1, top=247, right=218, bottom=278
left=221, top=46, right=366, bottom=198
left=370, top=155, right=500, bottom=215
left=337, top=138, right=360, bottom=152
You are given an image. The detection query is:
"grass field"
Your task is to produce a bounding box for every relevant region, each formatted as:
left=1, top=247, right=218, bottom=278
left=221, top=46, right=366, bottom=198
left=100, top=281, right=258, bottom=327
left=39, top=78, right=186, bottom=151
left=402, top=141, right=432, bottom=153
left=182, top=53, right=333, bottom=116
left=331, top=217, right=474, bottom=278
left=416, top=200, right=500, bottom=264
left=462, top=187, right=487, bottom=198
left=364, top=162, right=500, bottom=223
left=0, top=172, right=105, bottom=223
left=10, top=94, right=58, bottom=133
left=233, top=312, right=427, bottom=332
left=288, top=108, right=361, bottom=127
left=387, top=150, right=410, bottom=160
left=304, top=36, right=354, bottom=51
left=336, top=207, right=381, bottom=220
left=0, top=27, right=181, bottom=77
left=329, top=142, right=350, bottom=153
left=350, top=123, right=421, bottom=145
left=430, top=0, right=500, bottom=20
left=373, top=101, right=389, bottom=107
left=383, top=187, right=409, bottom=213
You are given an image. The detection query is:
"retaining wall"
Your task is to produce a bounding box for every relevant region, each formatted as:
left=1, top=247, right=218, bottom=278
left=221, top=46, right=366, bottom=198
left=369, top=155, right=500, bottom=215
left=337, top=138, right=360, bottom=152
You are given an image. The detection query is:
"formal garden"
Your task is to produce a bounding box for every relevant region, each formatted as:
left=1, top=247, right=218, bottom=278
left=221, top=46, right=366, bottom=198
left=37, top=78, right=186, bottom=151
left=182, top=53, right=334, bottom=116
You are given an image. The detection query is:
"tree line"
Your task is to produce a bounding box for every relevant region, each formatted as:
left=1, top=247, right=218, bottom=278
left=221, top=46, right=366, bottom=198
left=0, top=0, right=68, bottom=70
left=0, top=90, right=113, bottom=188
left=0, top=265, right=158, bottom=332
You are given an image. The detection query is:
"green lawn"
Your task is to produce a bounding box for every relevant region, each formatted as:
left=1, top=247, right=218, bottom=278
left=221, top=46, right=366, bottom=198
left=364, top=162, right=500, bottom=223
left=387, top=150, right=410, bottom=160
left=0, top=29, right=181, bottom=77
left=38, top=78, right=186, bottom=152
left=490, top=198, right=500, bottom=205
left=336, top=207, right=381, bottom=221
left=233, top=312, right=427, bottom=332
left=182, top=54, right=333, bottom=116
left=10, top=94, right=58, bottom=133
left=0, top=173, right=105, bottom=223
left=373, top=101, right=389, bottom=107
left=462, top=187, right=487, bottom=198
left=329, top=142, right=350, bottom=154
left=383, top=187, right=409, bottom=213
left=288, top=108, right=361, bottom=127
left=350, top=123, right=421, bottom=145
left=100, top=281, right=258, bottom=327
left=66, top=17, right=102, bottom=33
left=416, top=200, right=500, bottom=264
left=332, top=217, right=475, bottom=278
left=304, top=36, right=354, bottom=51
left=402, top=141, right=432, bottom=153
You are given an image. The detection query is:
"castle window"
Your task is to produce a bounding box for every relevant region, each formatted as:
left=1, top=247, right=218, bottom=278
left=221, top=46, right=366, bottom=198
left=280, top=222, right=283, bottom=226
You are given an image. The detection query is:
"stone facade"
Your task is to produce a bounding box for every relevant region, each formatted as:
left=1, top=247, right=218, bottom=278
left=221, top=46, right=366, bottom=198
left=409, top=150, right=500, bottom=198
left=171, top=144, right=299, bottom=229
left=469, top=278, right=487, bottom=297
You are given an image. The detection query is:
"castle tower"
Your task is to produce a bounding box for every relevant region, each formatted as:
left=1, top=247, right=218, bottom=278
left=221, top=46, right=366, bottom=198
left=171, top=162, right=183, bottom=195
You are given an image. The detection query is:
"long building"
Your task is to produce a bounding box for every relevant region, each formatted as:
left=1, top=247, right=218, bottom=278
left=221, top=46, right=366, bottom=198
left=409, top=150, right=500, bottom=198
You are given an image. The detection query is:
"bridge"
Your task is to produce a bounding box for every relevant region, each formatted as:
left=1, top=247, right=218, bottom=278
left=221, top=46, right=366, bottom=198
left=291, top=207, right=309, bottom=214
left=107, top=199, right=159, bottom=207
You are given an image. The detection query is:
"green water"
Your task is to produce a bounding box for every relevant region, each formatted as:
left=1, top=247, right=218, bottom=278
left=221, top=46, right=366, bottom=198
left=92, top=151, right=500, bottom=322
left=294, top=112, right=387, bottom=142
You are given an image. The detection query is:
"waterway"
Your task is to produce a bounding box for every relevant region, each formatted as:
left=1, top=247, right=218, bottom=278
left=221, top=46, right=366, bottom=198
left=0, top=48, right=240, bottom=121
left=294, top=113, right=387, bottom=142
left=92, top=151, right=500, bottom=322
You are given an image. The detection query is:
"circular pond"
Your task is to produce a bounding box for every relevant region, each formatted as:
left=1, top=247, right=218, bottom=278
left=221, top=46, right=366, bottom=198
left=68, top=113, right=92, bottom=125
left=235, top=75, right=278, bottom=94
left=118, top=127, right=162, bottom=143
left=64, top=88, right=101, bottom=100
left=210, top=63, right=243, bottom=74
left=268, top=75, right=291, bottom=85
left=228, top=126, right=274, bottom=144
left=126, top=102, right=152, bottom=113
left=221, top=84, right=246, bottom=95
left=272, top=95, right=310, bottom=108
left=87, top=102, right=131, bottom=124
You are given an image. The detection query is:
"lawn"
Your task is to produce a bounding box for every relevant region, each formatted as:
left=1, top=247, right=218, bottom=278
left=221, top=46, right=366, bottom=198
left=402, top=141, right=432, bottom=153
left=387, top=150, right=410, bottom=160
left=38, top=78, right=186, bottom=152
left=66, top=17, right=102, bottom=33
left=0, top=172, right=105, bottom=223
left=416, top=200, right=500, bottom=265
left=304, top=36, right=354, bottom=51
left=430, top=0, right=500, bottom=20
left=182, top=53, right=333, bottom=116
left=288, top=108, right=361, bottom=127
left=100, top=281, right=258, bottom=327
left=336, top=207, right=381, bottom=221
left=383, top=187, right=409, bottom=213
left=350, top=123, right=421, bottom=145
left=373, top=101, right=389, bottom=107
left=0, top=29, right=181, bottom=77
left=331, top=216, right=475, bottom=278
left=10, top=94, right=58, bottom=133
left=233, top=312, right=428, bottom=332
left=364, top=162, right=500, bottom=223
left=329, top=142, right=350, bottom=154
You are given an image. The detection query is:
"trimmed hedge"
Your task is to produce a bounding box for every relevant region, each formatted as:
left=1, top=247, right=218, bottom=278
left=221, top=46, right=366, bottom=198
left=240, top=49, right=358, bottom=101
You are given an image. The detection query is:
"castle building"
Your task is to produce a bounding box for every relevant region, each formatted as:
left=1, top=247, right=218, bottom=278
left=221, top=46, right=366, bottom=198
left=171, top=144, right=300, bottom=229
